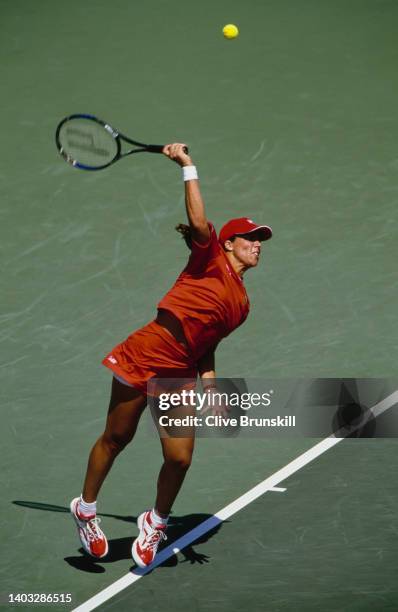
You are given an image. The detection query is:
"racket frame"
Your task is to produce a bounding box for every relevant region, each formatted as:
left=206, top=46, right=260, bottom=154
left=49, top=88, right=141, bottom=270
left=55, top=113, right=165, bottom=170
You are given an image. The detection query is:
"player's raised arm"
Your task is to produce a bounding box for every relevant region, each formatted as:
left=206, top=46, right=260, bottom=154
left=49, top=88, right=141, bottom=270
left=163, top=143, right=210, bottom=244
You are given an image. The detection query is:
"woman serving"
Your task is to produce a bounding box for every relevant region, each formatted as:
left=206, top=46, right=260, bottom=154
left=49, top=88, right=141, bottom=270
left=70, top=143, right=272, bottom=567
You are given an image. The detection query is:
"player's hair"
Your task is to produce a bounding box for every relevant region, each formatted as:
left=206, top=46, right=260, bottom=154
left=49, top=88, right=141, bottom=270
left=175, top=223, right=192, bottom=250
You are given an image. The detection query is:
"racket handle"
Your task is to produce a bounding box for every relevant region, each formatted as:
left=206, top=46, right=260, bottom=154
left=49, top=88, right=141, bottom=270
left=146, top=144, right=189, bottom=154
left=146, top=144, right=165, bottom=153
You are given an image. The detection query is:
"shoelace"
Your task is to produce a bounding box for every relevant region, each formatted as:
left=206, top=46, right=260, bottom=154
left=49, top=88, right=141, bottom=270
left=144, top=527, right=167, bottom=551
left=85, top=517, right=103, bottom=543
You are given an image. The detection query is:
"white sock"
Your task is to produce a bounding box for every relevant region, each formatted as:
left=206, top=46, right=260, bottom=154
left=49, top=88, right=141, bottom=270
left=150, top=508, right=168, bottom=527
left=78, top=495, right=97, bottom=517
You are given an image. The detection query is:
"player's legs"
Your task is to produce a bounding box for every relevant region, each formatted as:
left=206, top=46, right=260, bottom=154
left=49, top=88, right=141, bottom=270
left=82, top=377, right=147, bottom=502
left=132, top=434, right=195, bottom=567
left=72, top=377, right=147, bottom=558
left=156, top=436, right=195, bottom=516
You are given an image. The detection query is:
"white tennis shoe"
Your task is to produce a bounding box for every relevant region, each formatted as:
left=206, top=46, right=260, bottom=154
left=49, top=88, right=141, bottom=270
left=70, top=497, right=109, bottom=558
left=132, top=511, right=167, bottom=567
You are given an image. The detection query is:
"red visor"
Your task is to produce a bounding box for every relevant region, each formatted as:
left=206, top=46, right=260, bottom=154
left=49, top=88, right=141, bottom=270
left=219, top=217, right=272, bottom=244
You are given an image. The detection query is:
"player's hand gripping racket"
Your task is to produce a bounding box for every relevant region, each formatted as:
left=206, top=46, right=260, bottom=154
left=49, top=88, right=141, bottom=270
left=55, top=114, right=188, bottom=171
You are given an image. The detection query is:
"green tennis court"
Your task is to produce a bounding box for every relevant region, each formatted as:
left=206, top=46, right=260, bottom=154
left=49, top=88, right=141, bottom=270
left=1, top=0, right=397, bottom=610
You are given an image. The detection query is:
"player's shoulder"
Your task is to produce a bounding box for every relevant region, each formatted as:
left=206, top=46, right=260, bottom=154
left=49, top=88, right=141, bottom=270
left=183, top=222, right=221, bottom=273
left=191, top=221, right=219, bottom=251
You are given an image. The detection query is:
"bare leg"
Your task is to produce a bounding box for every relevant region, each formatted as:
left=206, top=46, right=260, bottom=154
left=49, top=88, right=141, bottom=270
left=82, top=378, right=147, bottom=502
left=155, top=436, right=195, bottom=516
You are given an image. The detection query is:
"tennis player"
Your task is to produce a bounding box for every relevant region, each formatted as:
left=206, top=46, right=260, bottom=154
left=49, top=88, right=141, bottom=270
left=70, top=143, right=272, bottom=567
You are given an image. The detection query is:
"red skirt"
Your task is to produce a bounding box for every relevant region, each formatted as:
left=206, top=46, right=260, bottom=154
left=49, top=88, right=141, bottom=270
left=102, top=320, right=197, bottom=396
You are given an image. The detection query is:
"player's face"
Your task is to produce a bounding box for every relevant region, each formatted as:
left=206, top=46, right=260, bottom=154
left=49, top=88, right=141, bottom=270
left=232, top=232, right=262, bottom=268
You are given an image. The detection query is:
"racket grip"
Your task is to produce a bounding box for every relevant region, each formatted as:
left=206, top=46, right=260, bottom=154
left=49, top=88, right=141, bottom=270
left=146, top=144, right=189, bottom=154
left=146, top=144, right=166, bottom=153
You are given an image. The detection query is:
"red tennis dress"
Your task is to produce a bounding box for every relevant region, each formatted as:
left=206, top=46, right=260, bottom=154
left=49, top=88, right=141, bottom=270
left=102, top=223, right=250, bottom=394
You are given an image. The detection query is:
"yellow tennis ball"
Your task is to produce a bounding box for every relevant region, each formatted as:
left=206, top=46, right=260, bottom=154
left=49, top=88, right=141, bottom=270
left=222, top=24, right=239, bottom=39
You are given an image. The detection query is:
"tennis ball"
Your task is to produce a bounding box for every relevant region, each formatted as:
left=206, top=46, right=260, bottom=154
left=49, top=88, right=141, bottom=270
left=222, top=24, right=239, bottom=39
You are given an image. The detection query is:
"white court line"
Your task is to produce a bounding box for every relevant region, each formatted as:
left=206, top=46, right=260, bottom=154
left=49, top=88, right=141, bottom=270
left=72, top=390, right=398, bottom=612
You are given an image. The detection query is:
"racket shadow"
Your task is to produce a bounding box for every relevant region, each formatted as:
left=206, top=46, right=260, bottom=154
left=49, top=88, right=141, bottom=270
left=12, top=500, right=134, bottom=523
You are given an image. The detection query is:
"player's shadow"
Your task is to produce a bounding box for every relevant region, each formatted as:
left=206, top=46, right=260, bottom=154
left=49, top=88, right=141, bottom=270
left=12, top=501, right=224, bottom=573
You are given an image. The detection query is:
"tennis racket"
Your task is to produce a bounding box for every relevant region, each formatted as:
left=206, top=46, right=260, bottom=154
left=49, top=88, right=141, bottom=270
left=55, top=114, right=187, bottom=171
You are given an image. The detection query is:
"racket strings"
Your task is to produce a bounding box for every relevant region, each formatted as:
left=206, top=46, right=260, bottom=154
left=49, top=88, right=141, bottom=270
left=65, top=126, right=110, bottom=157
left=58, top=118, right=118, bottom=168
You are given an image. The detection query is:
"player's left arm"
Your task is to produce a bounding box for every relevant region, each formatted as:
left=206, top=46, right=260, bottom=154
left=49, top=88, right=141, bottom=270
left=198, top=347, right=230, bottom=416
left=198, top=348, right=216, bottom=388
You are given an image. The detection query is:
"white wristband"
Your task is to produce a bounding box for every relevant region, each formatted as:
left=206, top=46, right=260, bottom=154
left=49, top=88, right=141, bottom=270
left=183, top=165, right=198, bottom=181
